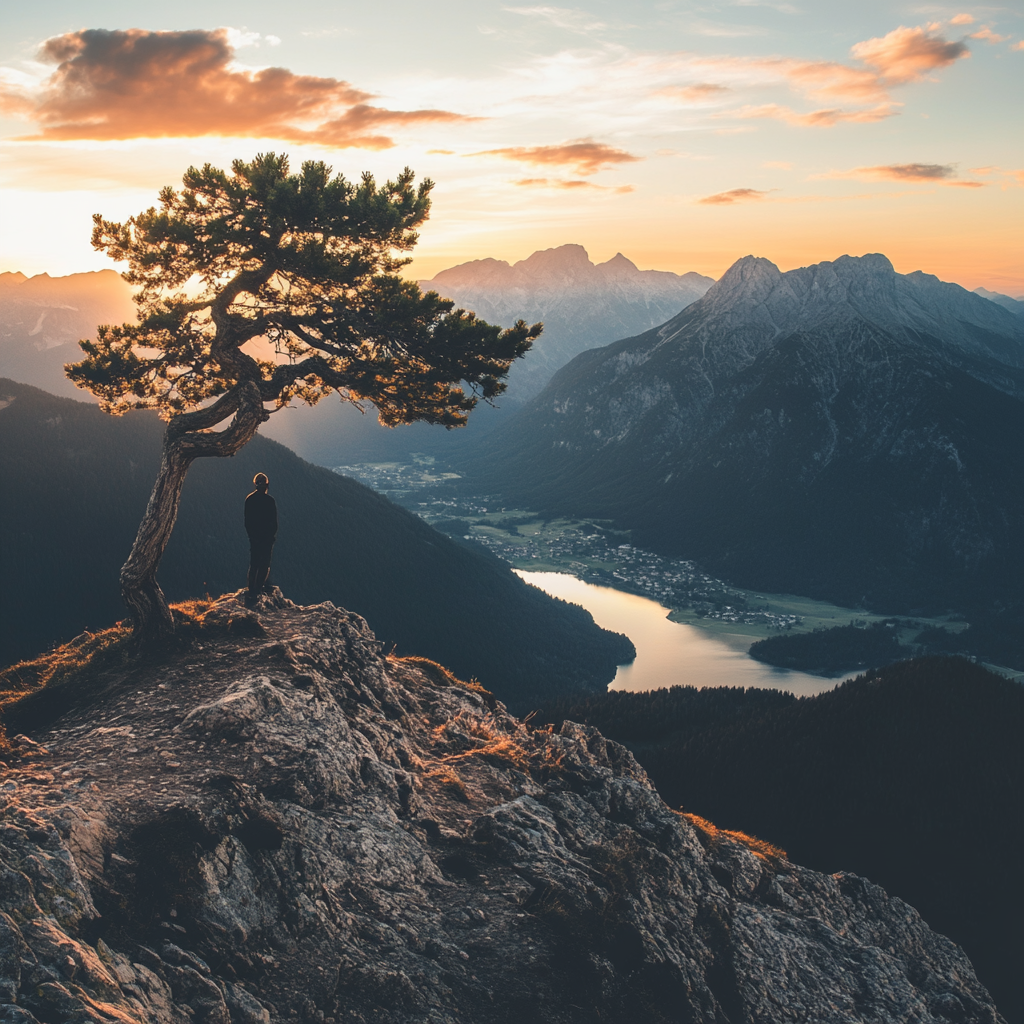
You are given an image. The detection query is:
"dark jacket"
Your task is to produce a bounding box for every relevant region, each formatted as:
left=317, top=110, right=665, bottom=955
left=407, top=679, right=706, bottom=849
left=244, top=490, right=278, bottom=542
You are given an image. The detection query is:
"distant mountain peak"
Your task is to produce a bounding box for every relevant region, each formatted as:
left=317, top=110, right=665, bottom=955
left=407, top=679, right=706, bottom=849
left=596, top=252, right=642, bottom=277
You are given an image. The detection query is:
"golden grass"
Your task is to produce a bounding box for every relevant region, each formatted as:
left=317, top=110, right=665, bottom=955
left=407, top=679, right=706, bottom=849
left=0, top=596, right=226, bottom=752
left=0, top=624, right=131, bottom=698
left=422, top=763, right=471, bottom=803
left=396, top=656, right=498, bottom=710
left=680, top=812, right=786, bottom=862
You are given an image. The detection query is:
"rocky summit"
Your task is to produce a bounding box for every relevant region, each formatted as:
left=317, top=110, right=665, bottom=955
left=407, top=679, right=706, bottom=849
left=0, top=593, right=1004, bottom=1023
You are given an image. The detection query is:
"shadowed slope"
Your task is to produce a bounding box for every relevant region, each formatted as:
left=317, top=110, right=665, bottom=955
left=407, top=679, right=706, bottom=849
left=536, top=657, right=1024, bottom=1022
left=0, top=379, right=632, bottom=709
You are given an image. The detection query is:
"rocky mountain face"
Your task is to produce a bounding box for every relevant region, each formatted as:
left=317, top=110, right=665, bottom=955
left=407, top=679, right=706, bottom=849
left=262, top=247, right=713, bottom=466
left=0, top=271, right=135, bottom=399
left=465, top=254, right=1024, bottom=613
left=0, top=593, right=1005, bottom=1024
left=420, top=246, right=714, bottom=404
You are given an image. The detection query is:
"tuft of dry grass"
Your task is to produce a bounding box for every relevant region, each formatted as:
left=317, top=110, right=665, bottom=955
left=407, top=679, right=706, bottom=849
left=397, top=656, right=498, bottom=710
left=0, top=595, right=237, bottom=748
left=423, top=764, right=471, bottom=803
left=0, top=622, right=133, bottom=752
left=680, top=812, right=786, bottom=862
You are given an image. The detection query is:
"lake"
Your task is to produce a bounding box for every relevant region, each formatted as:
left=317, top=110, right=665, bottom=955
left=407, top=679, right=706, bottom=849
left=517, top=570, right=854, bottom=697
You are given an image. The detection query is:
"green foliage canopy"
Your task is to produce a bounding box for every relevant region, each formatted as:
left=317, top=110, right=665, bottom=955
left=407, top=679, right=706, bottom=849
left=67, top=152, right=540, bottom=425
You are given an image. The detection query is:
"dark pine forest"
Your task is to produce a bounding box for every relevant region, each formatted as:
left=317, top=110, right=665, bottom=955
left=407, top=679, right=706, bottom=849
left=536, top=657, right=1024, bottom=1022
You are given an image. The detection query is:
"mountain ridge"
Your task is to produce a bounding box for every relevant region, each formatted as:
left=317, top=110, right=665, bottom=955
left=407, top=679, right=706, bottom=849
left=262, top=245, right=714, bottom=465
left=461, top=253, right=1024, bottom=613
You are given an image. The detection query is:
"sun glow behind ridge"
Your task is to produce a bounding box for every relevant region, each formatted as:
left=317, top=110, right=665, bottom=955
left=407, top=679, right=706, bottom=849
left=0, top=3, right=1020, bottom=291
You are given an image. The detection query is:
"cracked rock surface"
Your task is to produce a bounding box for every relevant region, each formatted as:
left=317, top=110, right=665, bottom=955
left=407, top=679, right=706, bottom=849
left=0, top=592, right=1004, bottom=1023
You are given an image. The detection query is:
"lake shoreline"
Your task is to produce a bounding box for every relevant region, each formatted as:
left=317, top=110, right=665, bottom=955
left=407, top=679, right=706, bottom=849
left=516, top=569, right=859, bottom=698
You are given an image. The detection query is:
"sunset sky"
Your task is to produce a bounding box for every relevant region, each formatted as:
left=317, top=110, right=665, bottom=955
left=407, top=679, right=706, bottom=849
left=1, top=1, right=1021, bottom=292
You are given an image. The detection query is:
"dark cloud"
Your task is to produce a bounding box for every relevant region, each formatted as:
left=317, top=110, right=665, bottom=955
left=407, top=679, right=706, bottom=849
left=864, top=162, right=956, bottom=180
left=0, top=28, right=471, bottom=148
left=850, top=163, right=984, bottom=186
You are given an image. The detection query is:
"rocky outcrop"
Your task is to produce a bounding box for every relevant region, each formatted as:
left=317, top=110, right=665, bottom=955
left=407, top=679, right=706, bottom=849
left=0, top=593, right=1003, bottom=1023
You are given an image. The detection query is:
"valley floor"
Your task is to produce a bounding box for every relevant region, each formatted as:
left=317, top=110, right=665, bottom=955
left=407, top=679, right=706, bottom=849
left=335, top=458, right=1023, bottom=683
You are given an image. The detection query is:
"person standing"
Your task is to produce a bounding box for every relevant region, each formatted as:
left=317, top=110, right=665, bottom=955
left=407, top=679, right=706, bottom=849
left=244, top=473, right=278, bottom=602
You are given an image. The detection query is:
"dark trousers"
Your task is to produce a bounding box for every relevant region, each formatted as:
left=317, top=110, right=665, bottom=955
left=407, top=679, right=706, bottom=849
left=247, top=538, right=275, bottom=593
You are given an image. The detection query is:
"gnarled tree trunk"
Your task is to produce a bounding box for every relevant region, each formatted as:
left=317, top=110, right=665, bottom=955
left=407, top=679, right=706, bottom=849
left=120, top=382, right=269, bottom=641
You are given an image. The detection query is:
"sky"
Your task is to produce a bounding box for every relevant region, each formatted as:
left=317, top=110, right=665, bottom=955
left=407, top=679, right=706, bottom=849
left=0, top=1, right=1021, bottom=292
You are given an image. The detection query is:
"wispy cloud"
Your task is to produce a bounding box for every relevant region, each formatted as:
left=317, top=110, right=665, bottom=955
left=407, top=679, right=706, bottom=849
left=949, top=14, right=974, bottom=26
left=698, top=187, right=771, bottom=204
left=817, top=163, right=985, bottom=186
left=0, top=28, right=473, bottom=148
left=514, top=176, right=633, bottom=192
left=658, top=24, right=972, bottom=128
left=503, top=6, right=608, bottom=33
left=659, top=83, right=732, bottom=103
left=470, top=139, right=640, bottom=175
left=970, top=27, right=1008, bottom=44
left=732, top=102, right=896, bottom=126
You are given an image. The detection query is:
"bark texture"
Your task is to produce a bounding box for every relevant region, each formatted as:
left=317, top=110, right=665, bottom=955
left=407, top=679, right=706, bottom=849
left=119, top=382, right=268, bottom=638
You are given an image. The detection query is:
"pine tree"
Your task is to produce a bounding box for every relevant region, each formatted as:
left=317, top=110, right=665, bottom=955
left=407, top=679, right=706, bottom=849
left=67, top=153, right=540, bottom=638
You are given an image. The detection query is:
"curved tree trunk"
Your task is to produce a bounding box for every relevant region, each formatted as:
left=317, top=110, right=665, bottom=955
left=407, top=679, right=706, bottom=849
left=120, top=382, right=269, bottom=641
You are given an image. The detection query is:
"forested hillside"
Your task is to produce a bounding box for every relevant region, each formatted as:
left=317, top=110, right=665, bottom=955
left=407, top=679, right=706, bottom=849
left=0, top=379, right=632, bottom=708
left=536, top=657, right=1023, bottom=1021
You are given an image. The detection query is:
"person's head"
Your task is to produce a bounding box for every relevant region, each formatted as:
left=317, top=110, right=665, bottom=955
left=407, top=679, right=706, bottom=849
left=253, top=473, right=269, bottom=493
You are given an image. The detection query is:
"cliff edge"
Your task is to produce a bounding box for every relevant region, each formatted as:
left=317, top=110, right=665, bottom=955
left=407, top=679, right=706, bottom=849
left=0, top=594, right=1004, bottom=1023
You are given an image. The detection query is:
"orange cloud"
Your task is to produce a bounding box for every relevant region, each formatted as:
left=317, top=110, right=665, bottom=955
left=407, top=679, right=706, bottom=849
left=1013, top=41, right=1024, bottom=52
left=698, top=188, right=770, bottom=205
left=850, top=26, right=969, bottom=84
left=950, top=14, right=974, bottom=26
left=680, top=27, right=967, bottom=129
left=688, top=55, right=887, bottom=104
left=0, top=28, right=471, bottom=148
left=471, top=139, right=640, bottom=175
left=733, top=102, right=896, bottom=126
left=514, top=177, right=634, bottom=193
left=660, top=83, right=731, bottom=102
left=970, top=27, right=1008, bottom=43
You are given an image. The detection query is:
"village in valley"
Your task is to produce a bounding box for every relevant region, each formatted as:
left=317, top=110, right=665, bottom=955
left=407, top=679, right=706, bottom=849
left=334, top=457, right=805, bottom=634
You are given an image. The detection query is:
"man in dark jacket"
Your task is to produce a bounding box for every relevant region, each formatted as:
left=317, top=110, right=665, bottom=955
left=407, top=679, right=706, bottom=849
left=245, top=473, right=278, bottom=601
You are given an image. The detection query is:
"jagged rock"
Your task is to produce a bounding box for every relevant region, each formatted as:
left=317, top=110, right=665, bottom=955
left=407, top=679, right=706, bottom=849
left=0, top=594, right=1005, bottom=1023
